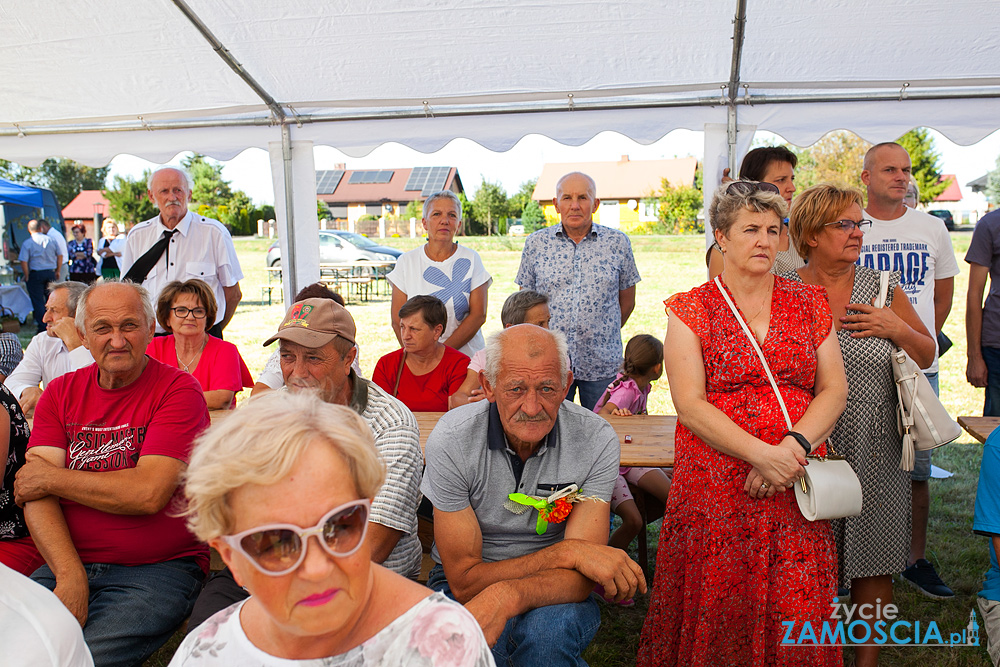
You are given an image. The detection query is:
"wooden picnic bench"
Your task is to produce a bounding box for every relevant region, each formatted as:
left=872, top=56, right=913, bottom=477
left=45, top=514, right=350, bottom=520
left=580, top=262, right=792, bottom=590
left=319, top=261, right=393, bottom=303
left=958, top=415, right=1000, bottom=444
left=414, top=412, right=675, bottom=467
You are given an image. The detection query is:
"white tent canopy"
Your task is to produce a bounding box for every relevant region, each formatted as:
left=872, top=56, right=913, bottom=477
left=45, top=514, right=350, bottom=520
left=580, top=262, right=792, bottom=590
left=3, top=0, right=999, bottom=295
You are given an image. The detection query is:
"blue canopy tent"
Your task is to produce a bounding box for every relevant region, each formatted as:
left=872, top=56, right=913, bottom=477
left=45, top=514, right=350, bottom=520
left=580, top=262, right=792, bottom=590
left=0, top=178, right=43, bottom=208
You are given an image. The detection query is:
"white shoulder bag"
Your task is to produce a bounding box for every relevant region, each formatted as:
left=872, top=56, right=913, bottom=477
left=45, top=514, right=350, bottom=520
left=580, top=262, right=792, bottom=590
left=714, top=277, right=863, bottom=521
left=874, top=271, right=962, bottom=470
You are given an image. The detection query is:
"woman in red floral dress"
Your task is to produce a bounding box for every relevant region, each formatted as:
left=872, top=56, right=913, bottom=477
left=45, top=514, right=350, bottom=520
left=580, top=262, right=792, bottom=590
left=637, top=182, right=848, bottom=667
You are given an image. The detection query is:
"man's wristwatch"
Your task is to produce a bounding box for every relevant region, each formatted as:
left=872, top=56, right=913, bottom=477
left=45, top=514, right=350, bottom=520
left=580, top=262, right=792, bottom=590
left=785, top=430, right=812, bottom=456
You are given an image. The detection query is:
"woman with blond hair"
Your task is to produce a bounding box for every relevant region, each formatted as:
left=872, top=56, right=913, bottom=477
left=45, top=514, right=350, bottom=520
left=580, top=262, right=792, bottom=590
left=786, top=183, right=934, bottom=667
left=171, top=391, right=492, bottom=666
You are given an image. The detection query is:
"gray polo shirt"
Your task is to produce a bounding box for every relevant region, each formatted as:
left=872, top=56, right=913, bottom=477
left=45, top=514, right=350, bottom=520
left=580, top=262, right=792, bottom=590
left=421, top=399, right=619, bottom=564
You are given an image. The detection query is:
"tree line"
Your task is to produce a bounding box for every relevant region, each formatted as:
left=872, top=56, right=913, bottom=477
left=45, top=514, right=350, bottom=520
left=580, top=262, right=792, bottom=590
left=1, top=129, right=960, bottom=240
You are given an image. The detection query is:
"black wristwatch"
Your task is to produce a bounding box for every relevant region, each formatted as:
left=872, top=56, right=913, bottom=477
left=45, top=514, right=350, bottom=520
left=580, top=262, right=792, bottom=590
left=785, top=430, right=812, bottom=456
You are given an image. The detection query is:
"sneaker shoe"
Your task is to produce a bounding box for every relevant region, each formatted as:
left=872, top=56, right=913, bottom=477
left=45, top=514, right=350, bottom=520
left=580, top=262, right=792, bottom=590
left=902, top=559, right=954, bottom=599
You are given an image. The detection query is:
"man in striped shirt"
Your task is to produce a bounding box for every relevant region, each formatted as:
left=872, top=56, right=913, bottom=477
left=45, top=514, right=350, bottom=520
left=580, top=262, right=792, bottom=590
left=186, top=297, right=423, bottom=630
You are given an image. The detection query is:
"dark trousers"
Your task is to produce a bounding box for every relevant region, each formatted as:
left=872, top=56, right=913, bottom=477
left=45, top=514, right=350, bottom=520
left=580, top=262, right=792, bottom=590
left=187, top=567, right=247, bottom=632
left=26, top=269, right=55, bottom=331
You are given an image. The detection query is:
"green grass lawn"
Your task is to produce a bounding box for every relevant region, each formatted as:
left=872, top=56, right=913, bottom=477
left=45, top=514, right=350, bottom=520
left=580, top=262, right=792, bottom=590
left=145, top=232, right=992, bottom=666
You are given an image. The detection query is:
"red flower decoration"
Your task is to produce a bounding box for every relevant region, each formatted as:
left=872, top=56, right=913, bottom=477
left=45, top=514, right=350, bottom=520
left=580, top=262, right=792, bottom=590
left=543, top=498, right=573, bottom=523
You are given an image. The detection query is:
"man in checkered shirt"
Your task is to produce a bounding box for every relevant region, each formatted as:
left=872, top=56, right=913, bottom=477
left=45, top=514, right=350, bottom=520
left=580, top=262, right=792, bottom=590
left=185, top=297, right=423, bottom=630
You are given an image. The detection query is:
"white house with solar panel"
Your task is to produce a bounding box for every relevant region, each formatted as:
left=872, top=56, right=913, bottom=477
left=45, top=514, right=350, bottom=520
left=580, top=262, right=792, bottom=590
left=316, top=165, right=464, bottom=236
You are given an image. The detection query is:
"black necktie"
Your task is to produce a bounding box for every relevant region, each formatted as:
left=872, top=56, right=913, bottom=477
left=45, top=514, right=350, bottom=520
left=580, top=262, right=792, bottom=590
left=123, top=229, right=176, bottom=284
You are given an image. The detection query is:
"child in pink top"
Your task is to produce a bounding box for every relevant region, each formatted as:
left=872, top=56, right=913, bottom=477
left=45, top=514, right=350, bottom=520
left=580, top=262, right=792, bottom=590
left=594, top=334, right=672, bottom=592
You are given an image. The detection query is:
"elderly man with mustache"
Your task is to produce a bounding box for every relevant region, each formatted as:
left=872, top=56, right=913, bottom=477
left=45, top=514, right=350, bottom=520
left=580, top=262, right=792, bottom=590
left=120, top=167, right=243, bottom=338
left=422, top=324, right=646, bottom=666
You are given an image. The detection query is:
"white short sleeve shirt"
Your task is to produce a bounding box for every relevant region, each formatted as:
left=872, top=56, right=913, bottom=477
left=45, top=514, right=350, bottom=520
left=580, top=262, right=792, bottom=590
left=121, top=212, right=243, bottom=331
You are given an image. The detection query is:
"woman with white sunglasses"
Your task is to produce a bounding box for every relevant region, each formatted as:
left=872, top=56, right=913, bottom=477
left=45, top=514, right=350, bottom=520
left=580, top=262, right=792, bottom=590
left=172, top=391, right=493, bottom=666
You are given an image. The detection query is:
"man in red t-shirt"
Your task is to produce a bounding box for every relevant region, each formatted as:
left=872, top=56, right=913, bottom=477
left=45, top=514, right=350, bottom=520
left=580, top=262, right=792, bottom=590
left=13, top=281, right=210, bottom=667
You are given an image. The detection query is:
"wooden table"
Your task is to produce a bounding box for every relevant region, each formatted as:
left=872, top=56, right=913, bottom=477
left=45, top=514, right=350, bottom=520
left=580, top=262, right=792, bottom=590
left=211, top=410, right=674, bottom=466
left=958, top=416, right=1000, bottom=443
left=414, top=412, right=675, bottom=467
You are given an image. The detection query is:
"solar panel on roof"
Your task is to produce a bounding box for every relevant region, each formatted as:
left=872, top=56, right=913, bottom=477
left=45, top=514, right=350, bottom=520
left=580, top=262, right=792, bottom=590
left=315, top=170, right=344, bottom=194
left=348, top=170, right=395, bottom=185
left=404, top=167, right=430, bottom=191
left=421, top=167, right=451, bottom=196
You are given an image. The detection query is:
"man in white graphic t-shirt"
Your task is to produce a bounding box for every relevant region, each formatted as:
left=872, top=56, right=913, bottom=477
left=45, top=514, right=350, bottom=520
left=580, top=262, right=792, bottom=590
left=857, top=141, right=960, bottom=599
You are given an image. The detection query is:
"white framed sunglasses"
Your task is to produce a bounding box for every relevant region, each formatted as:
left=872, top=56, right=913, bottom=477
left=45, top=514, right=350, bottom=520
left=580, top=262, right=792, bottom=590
left=220, top=498, right=371, bottom=576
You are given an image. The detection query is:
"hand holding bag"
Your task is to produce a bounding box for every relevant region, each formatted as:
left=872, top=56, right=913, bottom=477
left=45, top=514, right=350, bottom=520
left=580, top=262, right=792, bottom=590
left=714, top=277, right=863, bottom=521
left=874, top=272, right=961, bottom=471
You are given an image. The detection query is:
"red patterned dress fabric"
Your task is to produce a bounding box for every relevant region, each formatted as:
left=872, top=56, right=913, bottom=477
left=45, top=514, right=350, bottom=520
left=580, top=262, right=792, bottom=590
left=637, top=277, right=841, bottom=667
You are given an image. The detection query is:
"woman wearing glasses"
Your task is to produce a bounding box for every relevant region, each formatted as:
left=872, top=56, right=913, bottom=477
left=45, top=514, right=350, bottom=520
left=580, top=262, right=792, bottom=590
left=172, top=392, right=492, bottom=666
left=147, top=279, right=253, bottom=410
left=639, top=182, right=848, bottom=666
left=708, top=146, right=805, bottom=278
left=786, top=185, right=934, bottom=667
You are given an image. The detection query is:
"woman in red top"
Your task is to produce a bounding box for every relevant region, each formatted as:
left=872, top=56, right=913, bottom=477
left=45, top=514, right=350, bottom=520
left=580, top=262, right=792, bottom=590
left=373, top=295, right=469, bottom=412
left=147, top=279, right=253, bottom=410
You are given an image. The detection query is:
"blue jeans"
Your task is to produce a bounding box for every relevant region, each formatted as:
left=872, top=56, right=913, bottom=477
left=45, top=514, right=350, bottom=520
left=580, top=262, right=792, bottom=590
left=32, top=558, right=204, bottom=667
left=566, top=376, right=616, bottom=412
left=428, top=564, right=601, bottom=666
left=26, top=268, right=55, bottom=330
left=910, top=372, right=939, bottom=483
left=982, top=347, right=1000, bottom=417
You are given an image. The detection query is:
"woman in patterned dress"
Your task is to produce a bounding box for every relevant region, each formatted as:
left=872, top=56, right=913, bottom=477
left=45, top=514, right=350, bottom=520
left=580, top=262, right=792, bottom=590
left=787, top=184, right=934, bottom=667
left=67, top=224, right=97, bottom=284
left=0, top=383, right=40, bottom=575
left=638, top=182, right=848, bottom=667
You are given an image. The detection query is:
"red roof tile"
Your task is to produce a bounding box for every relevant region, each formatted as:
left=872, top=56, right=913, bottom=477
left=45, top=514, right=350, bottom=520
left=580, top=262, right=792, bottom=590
left=62, top=190, right=111, bottom=219
left=933, top=175, right=962, bottom=202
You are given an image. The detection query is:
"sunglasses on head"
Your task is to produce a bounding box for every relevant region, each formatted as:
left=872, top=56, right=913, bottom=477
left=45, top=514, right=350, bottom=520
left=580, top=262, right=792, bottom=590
left=725, top=180, right=781, bottom=197
left=221, top=499, right=371, bottom=576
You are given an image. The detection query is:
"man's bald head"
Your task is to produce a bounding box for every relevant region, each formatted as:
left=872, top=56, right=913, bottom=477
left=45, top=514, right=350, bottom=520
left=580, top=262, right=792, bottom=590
left=863, top=142, right=909, bottom=172
left=555, top=172, right=597, bottom=200
left=484, top=324, right=569, bottom=387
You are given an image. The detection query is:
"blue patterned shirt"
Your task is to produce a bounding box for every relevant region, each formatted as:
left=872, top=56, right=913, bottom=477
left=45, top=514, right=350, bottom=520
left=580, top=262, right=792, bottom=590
left=516, top=224, right=640, bottom=380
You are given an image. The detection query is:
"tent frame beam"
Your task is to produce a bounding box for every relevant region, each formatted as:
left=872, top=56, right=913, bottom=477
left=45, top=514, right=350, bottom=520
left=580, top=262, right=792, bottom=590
left=6, top=88, right=999, bottom=138
left=169, top=0, right=287, bottom=123
left=726, top=0, right=748, bottom=175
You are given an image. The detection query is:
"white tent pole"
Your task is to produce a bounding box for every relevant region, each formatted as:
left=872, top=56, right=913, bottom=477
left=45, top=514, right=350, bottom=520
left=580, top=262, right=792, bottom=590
left=269, top=137, right=320, bottom=307
left=703, top=122, right=757, bottom=259
left=281, top=124, right=298, bottom=300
